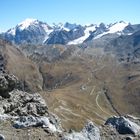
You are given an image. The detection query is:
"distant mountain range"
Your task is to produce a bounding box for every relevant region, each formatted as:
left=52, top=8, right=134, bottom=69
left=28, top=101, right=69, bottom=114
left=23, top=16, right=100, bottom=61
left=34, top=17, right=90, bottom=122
left=0, top=18, right=140, bottom=45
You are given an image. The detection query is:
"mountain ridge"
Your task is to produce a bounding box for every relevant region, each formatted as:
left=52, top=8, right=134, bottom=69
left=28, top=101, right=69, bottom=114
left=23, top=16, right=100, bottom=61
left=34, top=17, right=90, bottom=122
left=1, top=18, right=140, bottom=45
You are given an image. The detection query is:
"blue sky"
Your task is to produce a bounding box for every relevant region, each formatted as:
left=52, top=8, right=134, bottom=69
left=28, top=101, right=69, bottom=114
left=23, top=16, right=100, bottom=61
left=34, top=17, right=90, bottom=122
left=0, top=0, right=140, bottom=31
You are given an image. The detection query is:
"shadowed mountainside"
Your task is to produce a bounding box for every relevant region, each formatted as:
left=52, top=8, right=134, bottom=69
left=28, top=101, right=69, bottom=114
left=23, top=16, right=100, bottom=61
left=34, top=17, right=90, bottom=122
left=0, top=39, right=43, bottom=92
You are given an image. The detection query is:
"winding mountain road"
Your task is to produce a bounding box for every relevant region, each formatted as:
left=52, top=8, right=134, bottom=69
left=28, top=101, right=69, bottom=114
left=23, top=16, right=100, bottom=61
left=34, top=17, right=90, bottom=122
left=95, top=91, right=112, bottom=116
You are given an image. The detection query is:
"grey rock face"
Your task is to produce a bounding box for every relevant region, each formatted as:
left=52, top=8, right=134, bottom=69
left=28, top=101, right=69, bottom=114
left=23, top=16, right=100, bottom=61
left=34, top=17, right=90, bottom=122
left=0, top=73, right=18, bottom=98
left=2, top=90, right=48, bottom=116
left=105, top=116, right=140, bottom=135
left=123, top=24, right=140, bottom=34
left=84, top=23, right=108, bottom=42
left=45, top=30, right=69, bottom=45
left=109, top=30, right=140, bottom=62
left=0, top=71, right=60, bottom=136
left=6, top=90, right=62, bottom=132
left=62, top=121, right=100, bottom=140
left=45, top=25, right=84, bottom=45
left=0, top=77, right=62, bottom=134
left=64, top=22, right=79, bottom=30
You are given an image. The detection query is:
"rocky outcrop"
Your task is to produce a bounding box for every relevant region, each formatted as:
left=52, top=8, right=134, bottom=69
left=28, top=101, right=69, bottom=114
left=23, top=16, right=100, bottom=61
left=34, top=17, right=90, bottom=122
left=0, top=71, right=62, bottom=136
left=1, top=89, right=48, bottom=116
left=0, top=89, right=62, bottom=134
left=13, top=115, right=60, bottom=132
left=44, top=25, right=84, bottom=45
left=0, top=73, right=19, bottom=98
left=0, top=86, right=61, bottom=132
left=62, top=121, right=100, bottom=140
left=62, top=116, right=140, bottom=140
left=105, top=116, right=140, bottom=135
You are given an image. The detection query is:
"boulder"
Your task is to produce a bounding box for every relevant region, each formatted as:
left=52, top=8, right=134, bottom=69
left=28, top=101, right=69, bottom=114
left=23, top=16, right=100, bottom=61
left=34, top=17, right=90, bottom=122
left=0, top=134, right=5, bottom=140
left=81, top=121, right=100, bottom=140
left=13, top=115, right=62, bottom=133
left=105, top=116, right=140, bottom=135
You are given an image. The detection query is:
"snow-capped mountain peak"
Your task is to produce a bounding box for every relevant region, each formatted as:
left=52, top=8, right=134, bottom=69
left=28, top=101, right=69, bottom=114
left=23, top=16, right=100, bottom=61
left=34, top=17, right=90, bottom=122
left=94, top=21, right=129, bottom=39
left=68, top=24, right=96, bottom=45
left=6, top=18, right=52, bottom=37
left=17, top=18, right=38, bottom=30
left=0, top=19, right=138, bottom=45
left=51, top=22, right=82, bottom=32
left=108, top=21, right=129, bottom=33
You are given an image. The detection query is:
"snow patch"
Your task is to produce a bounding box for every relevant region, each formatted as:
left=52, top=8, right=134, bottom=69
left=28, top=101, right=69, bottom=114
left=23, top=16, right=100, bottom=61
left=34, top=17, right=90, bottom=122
left=68, top=25, right=96, bottom=45
left=41, top=117, right=57, bottom=132
left=41, top=24, right=51, bottom=32
left=63, top=27, right=70, bottom=32
left=108, top=21, right=128, bottom=33
left=95, top=21, right=128, bottom=39
left=18, top=18, right=38, bottom=30
left=43, top=29, right=53, bottom=43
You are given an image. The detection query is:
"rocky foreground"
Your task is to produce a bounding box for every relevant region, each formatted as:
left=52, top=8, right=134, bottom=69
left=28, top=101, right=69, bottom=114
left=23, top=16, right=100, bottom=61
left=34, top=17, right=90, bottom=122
left=0, top=72, right=140, bottom=140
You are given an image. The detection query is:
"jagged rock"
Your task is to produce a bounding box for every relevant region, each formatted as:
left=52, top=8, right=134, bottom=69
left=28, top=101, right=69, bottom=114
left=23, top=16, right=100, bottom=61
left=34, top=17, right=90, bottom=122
left=0, top=73, right=18, bottom=98
left=0, top=134, right=5, bottom=140
left=81, top=121, right=100, bottom=140
left=5, top=74, right=18, bottom=90
left=105, top=116, right=140, bottom=135
left=0, top=89, right=62, bottom=135
left=0, top=86, right=48, bottom=116
left=3, top=102, right=17, bottom=113
left=2, top=90, right=48, bottom=116
left=13, top=115, right=43, bottom=127
left=0, top=72, right=63, bottom=138
left=62, top=121, right=100, bottom=140
left=13, top=115, right=62, bottom=133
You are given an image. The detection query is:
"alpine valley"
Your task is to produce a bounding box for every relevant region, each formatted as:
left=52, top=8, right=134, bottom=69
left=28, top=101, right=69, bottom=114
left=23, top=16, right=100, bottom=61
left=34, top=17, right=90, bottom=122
left=0, top=19, right=140, bottom=140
